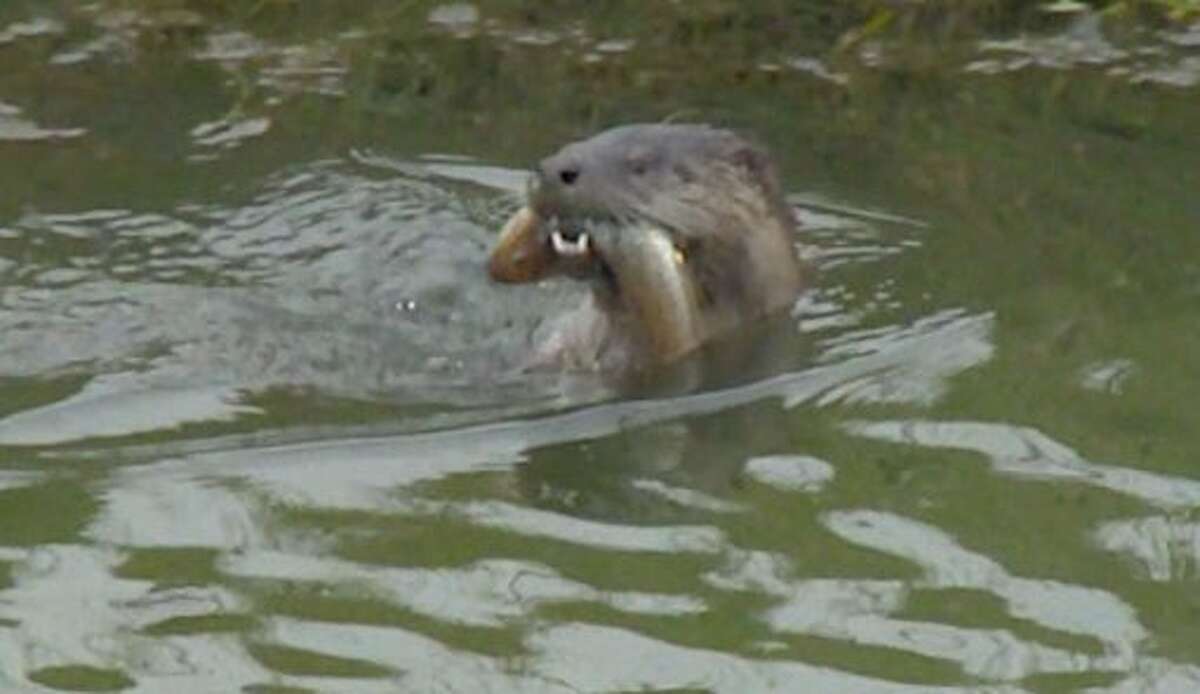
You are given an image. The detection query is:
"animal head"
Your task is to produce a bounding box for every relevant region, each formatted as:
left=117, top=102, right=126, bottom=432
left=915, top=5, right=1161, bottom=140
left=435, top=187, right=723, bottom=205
left=489, top=124, right=803, bottom=365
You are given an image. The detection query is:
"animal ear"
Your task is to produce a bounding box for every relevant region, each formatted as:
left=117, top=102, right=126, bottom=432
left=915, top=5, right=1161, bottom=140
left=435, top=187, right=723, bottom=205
left=729, top=141, right=781, bottom=196
left=731, top=143, right=769, bottom=176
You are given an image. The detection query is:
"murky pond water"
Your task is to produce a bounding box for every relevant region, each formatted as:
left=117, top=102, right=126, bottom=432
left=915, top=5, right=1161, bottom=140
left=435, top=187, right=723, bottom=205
left=2, top=2, right=1199, bottom=692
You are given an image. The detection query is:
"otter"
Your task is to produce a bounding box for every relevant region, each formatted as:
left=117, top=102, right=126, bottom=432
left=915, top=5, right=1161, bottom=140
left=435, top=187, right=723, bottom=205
left=488, top=124, right=804, bottom=373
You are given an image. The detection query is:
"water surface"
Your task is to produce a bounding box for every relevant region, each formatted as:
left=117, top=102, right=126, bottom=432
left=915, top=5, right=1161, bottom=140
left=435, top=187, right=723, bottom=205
left=1, top=3, right=1199, bottom=692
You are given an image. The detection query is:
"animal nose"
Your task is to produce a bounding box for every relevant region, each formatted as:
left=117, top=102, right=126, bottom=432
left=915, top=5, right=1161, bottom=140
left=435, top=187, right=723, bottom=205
left=540, top=155, right=581, bottom=187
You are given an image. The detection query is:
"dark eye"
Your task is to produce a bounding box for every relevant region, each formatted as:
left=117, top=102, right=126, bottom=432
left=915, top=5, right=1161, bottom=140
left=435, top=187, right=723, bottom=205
left=559, top=168, right=579, bottom=185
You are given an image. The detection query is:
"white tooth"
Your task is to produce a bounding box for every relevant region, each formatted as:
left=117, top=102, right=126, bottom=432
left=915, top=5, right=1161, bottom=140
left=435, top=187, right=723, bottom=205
left=551, top=230, right=590, bottom=257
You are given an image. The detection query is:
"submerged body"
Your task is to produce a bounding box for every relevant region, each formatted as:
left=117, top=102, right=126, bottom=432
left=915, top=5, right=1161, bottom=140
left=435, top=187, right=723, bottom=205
left=489, top=124, right=804, bottom=373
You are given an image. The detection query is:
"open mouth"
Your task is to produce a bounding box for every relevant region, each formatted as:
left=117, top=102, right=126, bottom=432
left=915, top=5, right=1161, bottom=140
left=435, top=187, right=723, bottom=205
left=487, top=205, right=607, bottom=285
left=488, top=204, right=685, bottom=308
left=549, top=226, right=590, bottom=258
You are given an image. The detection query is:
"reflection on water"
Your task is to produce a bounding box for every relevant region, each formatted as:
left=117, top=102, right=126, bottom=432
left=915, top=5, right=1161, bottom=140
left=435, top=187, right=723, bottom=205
left=2, top=2, right=1199, bottom=692
left=8, top=412, right=1200, bottom=690
left=847, top=420, right=1200, bottom=510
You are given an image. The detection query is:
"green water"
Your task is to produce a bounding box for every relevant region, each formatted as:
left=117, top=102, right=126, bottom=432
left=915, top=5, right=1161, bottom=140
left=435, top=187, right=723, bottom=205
left=1, top=2, right=1198, bottom=692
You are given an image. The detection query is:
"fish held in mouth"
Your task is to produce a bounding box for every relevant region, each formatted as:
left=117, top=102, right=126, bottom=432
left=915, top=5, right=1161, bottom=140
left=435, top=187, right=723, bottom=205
left=488, top=123, right=805, bottom=373
left=487, top=206, right=557, bottom=283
